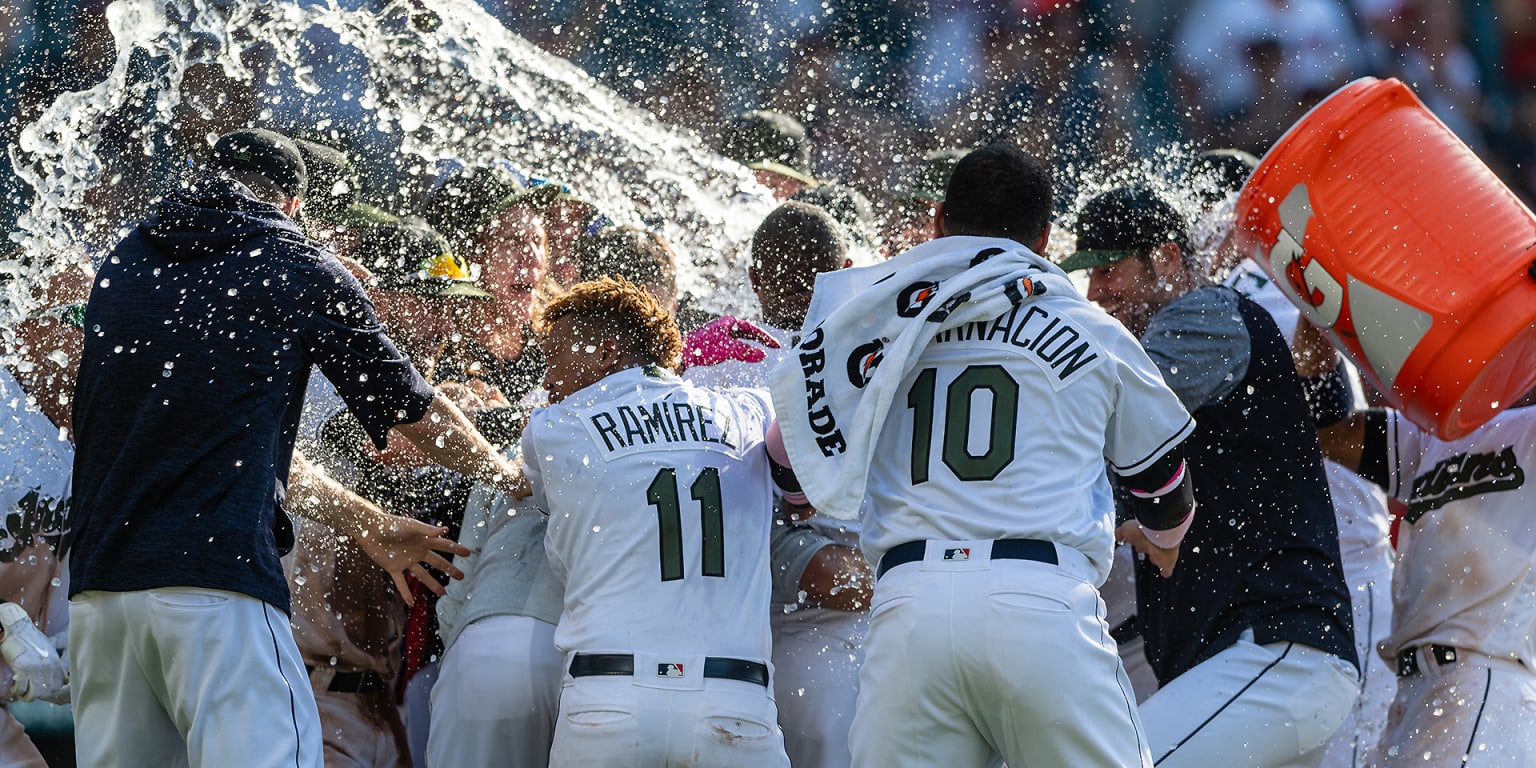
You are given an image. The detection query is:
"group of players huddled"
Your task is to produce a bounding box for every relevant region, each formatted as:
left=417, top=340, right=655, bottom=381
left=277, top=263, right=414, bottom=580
left=1, top=110, right=1533, bottom=768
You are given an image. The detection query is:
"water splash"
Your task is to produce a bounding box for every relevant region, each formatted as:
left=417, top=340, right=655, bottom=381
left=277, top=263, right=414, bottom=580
left=5, top=0, right=775, bottom=340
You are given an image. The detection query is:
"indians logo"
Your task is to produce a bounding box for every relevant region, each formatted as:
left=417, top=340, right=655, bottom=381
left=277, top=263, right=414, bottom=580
left=1405, top=446, right=1525, bottom=523
left=847, top=339, right=887, bottom=388
left=896, top=281, right=941, bottom=318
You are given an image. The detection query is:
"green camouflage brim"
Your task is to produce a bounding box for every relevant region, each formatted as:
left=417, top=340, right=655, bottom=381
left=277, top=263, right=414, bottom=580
left=747, top=160, right=818, bottom=188
left=1056, top=248, right=1141, bottom=273
left=380, top=276, right=494, bottom=300
left=333, top=202, right=403, bottom=227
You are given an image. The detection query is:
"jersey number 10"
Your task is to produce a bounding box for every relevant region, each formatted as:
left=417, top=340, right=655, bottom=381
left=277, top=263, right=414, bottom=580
left=907, top=365, right=1019, bottom=484
left=646, top=467, right=726, bottom=581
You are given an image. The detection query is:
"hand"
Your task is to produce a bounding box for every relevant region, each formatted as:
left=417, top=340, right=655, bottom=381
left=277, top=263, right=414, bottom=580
left=352, top=515, right=471, bottom=607
left=682, top=316, right=781, bottom=370
left=0, top=604, right=68, bottom=703
left=1115, top=520, right=1180, bottom=578
left=1291, top=317, right=1342, bottom=378
left=436, top=381, right=487, bottom=411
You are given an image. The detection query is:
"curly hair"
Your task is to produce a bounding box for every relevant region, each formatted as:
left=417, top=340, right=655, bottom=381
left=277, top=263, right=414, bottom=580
left=536, top=276, right=681, bottom=372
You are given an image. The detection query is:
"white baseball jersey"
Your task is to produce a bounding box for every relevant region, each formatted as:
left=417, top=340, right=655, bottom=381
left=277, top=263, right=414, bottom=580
left=526, top=366, right=777, bottom=661
left=0, top=367, right=73, bottom=634
left=859, top=295, right=1195, bottom=581
left=685, top=322, right=861, bottom=543
left=1373, top=404, right=1536, bottom=665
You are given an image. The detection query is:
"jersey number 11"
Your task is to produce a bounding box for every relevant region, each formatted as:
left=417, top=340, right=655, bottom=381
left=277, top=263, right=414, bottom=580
left=647, top=467, right=725, bottom=581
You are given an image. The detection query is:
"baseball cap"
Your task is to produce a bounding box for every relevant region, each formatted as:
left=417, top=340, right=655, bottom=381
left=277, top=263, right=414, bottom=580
left=722, top=110, right=818, bottom=187
left=791, top=183, right=878, bottom=250
left=425, top=166, right=593, bottom=243
left=353, top=221, right=493, bottom=299
left=293, top=139, right=359, bottom=223
left=210, top=129, right=308, bottom=200
left=1058, top=186, right=1189, bottom=272
left=1185, top=148, right=1259, bottom=205
left=893, top=148, right=968, bottom=203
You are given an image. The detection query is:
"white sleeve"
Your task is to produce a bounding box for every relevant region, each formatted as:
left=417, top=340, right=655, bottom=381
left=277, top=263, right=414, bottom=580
left=1381, top=410, right=1430, bottom=503
left=1104, top=343, right=1196, bottom=476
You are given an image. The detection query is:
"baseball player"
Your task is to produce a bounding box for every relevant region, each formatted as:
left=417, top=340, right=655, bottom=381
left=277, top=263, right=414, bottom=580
left=284, top=220, right=493, bottom=767
left=1294, top=321, right=1536, bottom=766
left=1189, top=148, right=1398, bottom=767
left=428, top=201, right=563, bottom=768
left=0, top=283, right=86, bottom=766
left=685, top=201, right=872, bottom=768
left=770, top=143, right=1198, bottom=768
left=1065, top=184, right=1360, bottom=768
left=524, top=276, right=794, bottom=767
left=67, top=129, right=517, bottom=767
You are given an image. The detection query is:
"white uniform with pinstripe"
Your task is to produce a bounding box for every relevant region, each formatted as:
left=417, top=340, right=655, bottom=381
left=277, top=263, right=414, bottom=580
left=1366, top=405, right=1536, bottom=766
left=844, top=254, right=1195, bottom=768
left=525, top=367, right=790, bottom=767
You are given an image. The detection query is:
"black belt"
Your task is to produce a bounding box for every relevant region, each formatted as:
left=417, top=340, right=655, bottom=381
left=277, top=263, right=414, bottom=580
left=1396, top=644, right=1458, bottom=677
left=569, top=653, right=769, bottom=687
left=877, top=538, right=1058, bottom=579
left=304, top=665, right=386, bottom=694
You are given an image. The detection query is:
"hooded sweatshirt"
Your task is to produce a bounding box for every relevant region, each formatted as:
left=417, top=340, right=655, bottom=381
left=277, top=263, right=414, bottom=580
left=69, top=178, right=436, bottom=613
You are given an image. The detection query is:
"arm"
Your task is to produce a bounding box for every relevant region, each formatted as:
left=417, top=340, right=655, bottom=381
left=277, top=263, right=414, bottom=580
left=1291, top=318, right=1369, bottom=472
left=1113, top=447, right=1196, bottom=578
left=796, top=544, right=873, bottom=612
left=1141, top=289, right=1251, bottom=412
left=391, top=394, right=530, bottom=498
left=287, top=452, right=469, bottom=605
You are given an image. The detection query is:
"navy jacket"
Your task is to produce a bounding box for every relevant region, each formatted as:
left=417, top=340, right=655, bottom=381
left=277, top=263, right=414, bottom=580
left=70, top=179, right=436, bottom=613
left=1131, top=287, right=1358, bottom=684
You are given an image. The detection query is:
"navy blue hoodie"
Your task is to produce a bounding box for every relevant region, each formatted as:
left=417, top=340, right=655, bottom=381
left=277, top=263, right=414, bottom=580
left=69, top=179, right=436, bottom=613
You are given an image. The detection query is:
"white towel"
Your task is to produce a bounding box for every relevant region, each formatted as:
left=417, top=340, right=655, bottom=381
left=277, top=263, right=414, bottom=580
left=768, top=236, right=1078, bottom=520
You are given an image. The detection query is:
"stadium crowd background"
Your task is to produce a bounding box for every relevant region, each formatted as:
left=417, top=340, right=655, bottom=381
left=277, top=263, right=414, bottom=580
left=2, top=0, right=1535, bottom=235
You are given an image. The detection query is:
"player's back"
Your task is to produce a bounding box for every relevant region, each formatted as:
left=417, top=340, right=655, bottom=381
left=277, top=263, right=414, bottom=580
left=862, top=292, right=1191, bottom=581
left=527, top=366, right=776, bottom=662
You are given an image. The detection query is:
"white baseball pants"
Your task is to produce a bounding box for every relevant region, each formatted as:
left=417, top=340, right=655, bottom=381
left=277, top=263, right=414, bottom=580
left=548, top=655, right=790, bottom=768
left=850, top=543, right=1152, bottom=768
left=69, top=588, right=322, bottom=768
left=1376, top=649, right=1536, bottom=767
left=427, top=615, right=561, bottom=768
left=1139, top=631, right=1359, bottom=768
left=1319, top=577, right=1395, bottom=768
left=771, top=607, right=868, bottom=768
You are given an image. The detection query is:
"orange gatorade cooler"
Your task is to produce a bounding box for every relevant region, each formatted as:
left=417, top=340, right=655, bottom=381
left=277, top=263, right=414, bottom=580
left=1234, top=76, right=1536, bottom=439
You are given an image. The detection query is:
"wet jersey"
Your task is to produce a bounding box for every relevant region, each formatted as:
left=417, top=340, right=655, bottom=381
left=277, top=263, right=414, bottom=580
left=859, top=291, right=1195, bottom=582
left=525, top=366, right=776, bottom=662
left=1367, top=405, right=1536, bottom=666
left=0, top=367, right=72, bottom=634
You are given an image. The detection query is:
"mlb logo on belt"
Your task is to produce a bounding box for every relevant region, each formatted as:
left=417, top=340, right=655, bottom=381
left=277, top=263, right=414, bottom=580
left=658, top=663, right=685, bottom=678
left=943, top=548, right=971, bottom=561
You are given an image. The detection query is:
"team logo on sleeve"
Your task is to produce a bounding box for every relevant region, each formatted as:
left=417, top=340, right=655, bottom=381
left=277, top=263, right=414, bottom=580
left=896, top=281, right=940, bottom=317
left=1406, top=446, right=1525, bottom=522
left=847, top=339, right=887, bottom=388
left=658, top=663, right=685, bottom=677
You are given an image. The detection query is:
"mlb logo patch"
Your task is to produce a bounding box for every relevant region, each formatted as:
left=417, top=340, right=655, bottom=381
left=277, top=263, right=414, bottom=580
left=943, top=548, right=971, bottom=561
left=658, top=663, right=685, bottom=678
